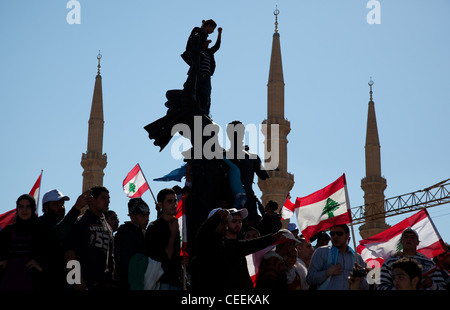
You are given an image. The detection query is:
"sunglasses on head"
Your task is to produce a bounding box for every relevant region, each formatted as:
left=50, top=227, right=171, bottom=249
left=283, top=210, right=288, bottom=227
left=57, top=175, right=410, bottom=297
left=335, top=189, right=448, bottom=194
left=330, top=231, right=344, bottom=237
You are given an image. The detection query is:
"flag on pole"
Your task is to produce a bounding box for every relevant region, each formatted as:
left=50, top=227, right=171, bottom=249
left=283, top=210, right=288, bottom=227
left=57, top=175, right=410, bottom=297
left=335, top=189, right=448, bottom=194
left=123, top=164, right=150, bottom=198
left=176, top=195, right=188, bottom=258
left=29, top=170, right=43, bottom=214
left=295, top=174, right=352, bottom=242
left=0, top=171, right=43, bottom=230
left=281, top=192, right=296, bottom=220
left=357, top=208, right=447, bottom=266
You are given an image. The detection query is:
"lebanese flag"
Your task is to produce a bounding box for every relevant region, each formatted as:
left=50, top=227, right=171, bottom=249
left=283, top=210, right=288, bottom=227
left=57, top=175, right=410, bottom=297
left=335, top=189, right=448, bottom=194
left=281, top=192, right=296, bottom=220
left=295, top=174, right=352, bottom=242
left=0, top=171, right=43, bottom=230
left=246, top=245, right=276, bottom=287
left=29, top=170, right=43, bottom=213
left=0, top=209, right=16, bottom=231
left=123, top=164, right=149, bottom=198
left=176, top=195, right=188, bottom=258
left=357, top=208, right=447, bottom=266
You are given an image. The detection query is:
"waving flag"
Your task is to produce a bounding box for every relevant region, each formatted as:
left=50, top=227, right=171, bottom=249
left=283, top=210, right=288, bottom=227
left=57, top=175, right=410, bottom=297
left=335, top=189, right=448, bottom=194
left=296, top=174, right=351, bottom=242
left=29, top=170, right=43, bottom=213
left=357, top=208, right=446, bottom=266
left=123, top=164, right=149, bottom=198
left=176, top=195, right=188, bottom=258
left=0, top=170, right=43, bottom=230
left=281, top=192, right=296, bottom=220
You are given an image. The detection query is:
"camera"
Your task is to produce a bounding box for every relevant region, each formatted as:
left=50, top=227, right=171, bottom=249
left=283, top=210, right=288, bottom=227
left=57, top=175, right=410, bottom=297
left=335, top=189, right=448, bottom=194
left=352, top=267, right=367, bottom=278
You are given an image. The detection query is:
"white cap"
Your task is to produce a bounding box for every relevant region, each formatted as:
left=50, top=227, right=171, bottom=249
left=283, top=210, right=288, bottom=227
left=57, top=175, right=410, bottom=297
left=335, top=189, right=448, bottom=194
left=207, top=207, right=249, bottom=220
left=42, top=189, right=70, bottom=205
left=208, top=207, right=222, bottom=218
left=279, top=229, right=301, bottom=244
left=228, top=208, right=248, bottom=219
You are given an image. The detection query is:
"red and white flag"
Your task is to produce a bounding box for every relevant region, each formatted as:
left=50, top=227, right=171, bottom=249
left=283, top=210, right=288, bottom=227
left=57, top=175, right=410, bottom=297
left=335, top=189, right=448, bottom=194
left=281, top=192, right=296, bottom=220
left=357, top=208, right=447, bottom=266
left=0, top=170, right=43, bottom=230
left=29, top=170, right=43, bottom=213
left=295, top=174, right=352, bottom=242
left=176, top=195, right=188, bottom=258
left=123, top=164, right=149, bottom=198
left=246, top=245, right=276, bottom=287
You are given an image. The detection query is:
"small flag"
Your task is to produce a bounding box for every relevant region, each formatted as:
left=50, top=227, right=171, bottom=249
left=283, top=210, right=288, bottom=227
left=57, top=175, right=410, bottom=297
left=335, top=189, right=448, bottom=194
left=357, top=208, right=447, bottom=266
left=295, top=174, right=352, bottom=242
left=123, top=164, right=149, bottom=198
left=281, top=192, right=296, bottom=220
left=0, top=170, right=43, bottom=230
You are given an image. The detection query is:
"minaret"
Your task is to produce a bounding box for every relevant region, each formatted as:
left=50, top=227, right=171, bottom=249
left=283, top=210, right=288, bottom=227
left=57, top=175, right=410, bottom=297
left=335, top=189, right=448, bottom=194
left=81, top=52, right=107, bottom=192
left=258, top=8, right=294, bottom=210
left=359, top=79, right=389, bottom=239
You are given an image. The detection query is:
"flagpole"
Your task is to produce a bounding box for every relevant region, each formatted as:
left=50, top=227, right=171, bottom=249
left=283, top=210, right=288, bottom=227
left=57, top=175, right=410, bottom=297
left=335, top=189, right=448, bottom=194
left=344, top=179, right=359, bottom=263
left=137, top=163, right=157, bottom=205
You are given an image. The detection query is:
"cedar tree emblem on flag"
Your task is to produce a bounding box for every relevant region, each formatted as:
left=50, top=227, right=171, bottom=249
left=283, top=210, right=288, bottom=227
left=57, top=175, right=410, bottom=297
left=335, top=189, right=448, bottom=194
left=321, top=198, right=340, bottom=218
left=123, top=164, right=149, bottom=198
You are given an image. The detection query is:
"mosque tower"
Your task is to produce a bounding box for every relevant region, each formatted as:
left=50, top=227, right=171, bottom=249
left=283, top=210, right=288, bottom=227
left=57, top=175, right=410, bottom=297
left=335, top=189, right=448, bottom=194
left=81, top=52, right=107, bottom=192
left=258, top=8, right=294, bottom=210
left=359, top=79, right=390, bottom=239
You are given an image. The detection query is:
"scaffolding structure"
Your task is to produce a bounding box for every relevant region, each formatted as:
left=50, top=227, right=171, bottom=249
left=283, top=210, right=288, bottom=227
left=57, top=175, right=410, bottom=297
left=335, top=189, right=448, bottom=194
left=350, top=178, right=450, bottom=225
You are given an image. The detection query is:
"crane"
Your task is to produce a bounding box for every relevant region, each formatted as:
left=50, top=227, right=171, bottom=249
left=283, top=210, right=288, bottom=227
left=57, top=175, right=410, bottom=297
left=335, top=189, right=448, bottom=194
left=350, top=178, right=450, bottom=225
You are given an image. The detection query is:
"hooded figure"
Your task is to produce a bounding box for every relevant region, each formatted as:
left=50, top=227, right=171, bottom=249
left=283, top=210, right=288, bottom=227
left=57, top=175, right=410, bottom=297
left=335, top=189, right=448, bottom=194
left=0, top=194, right=52, bottom=290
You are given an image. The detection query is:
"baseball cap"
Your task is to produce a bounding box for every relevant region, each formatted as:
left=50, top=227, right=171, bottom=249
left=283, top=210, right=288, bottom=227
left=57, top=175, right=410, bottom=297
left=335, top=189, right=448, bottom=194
left=208, top=207, right=222, bottom=218
left=287, top=222, right=298, bottom=232
left=42, top=189, right=70, bottom=205
left=279, top=229, right=301, bottom=244
left=228, top=208, right=248, bottom=219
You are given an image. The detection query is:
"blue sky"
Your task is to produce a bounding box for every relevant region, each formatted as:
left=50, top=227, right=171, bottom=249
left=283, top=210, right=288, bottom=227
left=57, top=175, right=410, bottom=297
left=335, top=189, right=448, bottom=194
left=0, top=0, right=449, bottom=245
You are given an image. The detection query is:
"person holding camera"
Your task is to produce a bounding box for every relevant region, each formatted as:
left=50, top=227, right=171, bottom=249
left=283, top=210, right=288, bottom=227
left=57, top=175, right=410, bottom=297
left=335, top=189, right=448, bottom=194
left=306, top=224, right=369, bottom=290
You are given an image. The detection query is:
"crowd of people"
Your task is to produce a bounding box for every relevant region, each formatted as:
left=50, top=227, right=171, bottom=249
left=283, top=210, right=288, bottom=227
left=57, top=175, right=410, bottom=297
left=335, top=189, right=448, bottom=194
left=1, top=18, right=449, bottom=292
left=0, top=185, right=448, bottom=291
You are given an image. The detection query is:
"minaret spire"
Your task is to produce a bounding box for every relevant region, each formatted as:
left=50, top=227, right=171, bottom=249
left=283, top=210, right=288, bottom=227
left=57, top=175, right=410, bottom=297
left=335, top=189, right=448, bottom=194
left=97, top=50, right=102, bottom=76
left=274, top=6, right=279, bottom=33
left=360, top=78, right=389, bottom=239
left=369, top=77, right=373, bottom=102
left=258, top=7, right=294, bottom=213
left=81, top=52, right=107, bottom=192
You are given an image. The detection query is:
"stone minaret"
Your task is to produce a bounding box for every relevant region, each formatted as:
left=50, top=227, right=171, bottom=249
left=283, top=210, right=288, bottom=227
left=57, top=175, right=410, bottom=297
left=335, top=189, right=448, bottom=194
left=81, top=52, right=107, bottom=192
left=359, top=79, right=389, bottom=239
left=258, top=8, right=294, bottom=210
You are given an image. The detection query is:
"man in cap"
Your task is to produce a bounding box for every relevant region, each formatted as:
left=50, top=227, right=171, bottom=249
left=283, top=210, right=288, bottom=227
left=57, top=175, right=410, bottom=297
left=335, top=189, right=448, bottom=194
left=114, top=198, right=150, bottom=290
left=190, top=207, right=285, bottom=291
left=226, top=208, right=248, bottom=240
left=38, top=189, right=92, bottom=241
left=37, top=189, right=92, bottom=289
left=379, top=226, right=446, bottom=290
